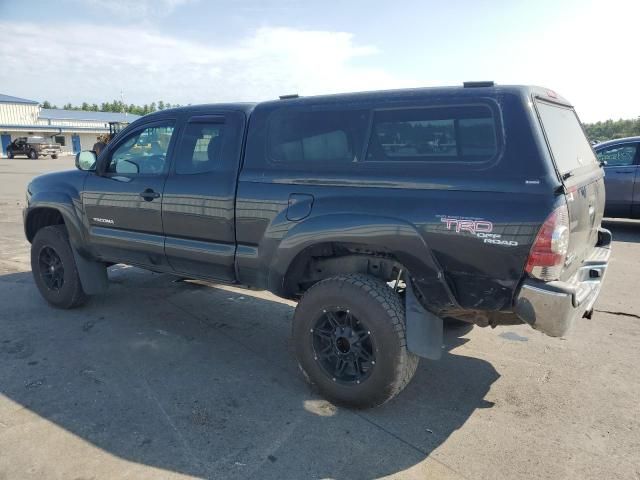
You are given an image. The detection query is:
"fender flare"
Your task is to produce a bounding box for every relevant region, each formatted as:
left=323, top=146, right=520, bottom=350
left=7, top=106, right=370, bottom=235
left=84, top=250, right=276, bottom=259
left=266, top=213, right=453, bottom=300
left=26, top=193, right=108, bottom=295
left=26, top=191, right=85, bottom=248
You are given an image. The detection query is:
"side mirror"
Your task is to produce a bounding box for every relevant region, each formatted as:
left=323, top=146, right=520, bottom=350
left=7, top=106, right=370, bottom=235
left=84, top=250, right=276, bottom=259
left=599, top=159, right=607, bottom=168
left=76, top=150, right=97, bottom=171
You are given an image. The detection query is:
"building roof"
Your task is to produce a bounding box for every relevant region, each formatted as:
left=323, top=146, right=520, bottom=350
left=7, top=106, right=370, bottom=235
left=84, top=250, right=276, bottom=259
left=0, top=93, right=39, bottom=105
left=40, top=109, right=140, bottom=123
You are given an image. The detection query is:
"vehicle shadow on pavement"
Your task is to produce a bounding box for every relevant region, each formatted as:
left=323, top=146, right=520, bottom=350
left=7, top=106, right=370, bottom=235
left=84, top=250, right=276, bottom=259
left=0, top=268, right=499, bottom=479
left=602, top=218, right=640, bottom=243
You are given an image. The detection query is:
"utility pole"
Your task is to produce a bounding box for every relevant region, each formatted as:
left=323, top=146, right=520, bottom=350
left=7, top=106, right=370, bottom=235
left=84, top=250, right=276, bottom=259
left=120, top=90, right=127, bottom=117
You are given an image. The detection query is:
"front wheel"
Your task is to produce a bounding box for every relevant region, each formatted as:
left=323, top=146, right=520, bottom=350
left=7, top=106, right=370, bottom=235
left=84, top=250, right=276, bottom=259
left=293, top=274, right=419, bottom=408
left=52, top=154, right=58, bottom=159
left=31, top=225, right=87, bottom=309
left=29, top=149, right=38, bottom=159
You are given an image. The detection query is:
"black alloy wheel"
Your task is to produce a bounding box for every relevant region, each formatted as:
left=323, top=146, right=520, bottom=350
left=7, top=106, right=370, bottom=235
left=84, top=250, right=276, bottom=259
left=311, top=307, right=376, bottom=385
left=30, top=225, right=87, bottom=308
left=38, top=246, right=65, bottom=291
left=293, top=274, right=419, bottom=408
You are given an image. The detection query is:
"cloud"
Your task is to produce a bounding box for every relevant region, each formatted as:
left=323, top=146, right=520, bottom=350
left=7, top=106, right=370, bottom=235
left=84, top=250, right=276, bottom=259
left=494, top=0, right=640, bottom=122
left=81, top=0, right=197, bottom=20
left=0, top=23, right=416, bottom=106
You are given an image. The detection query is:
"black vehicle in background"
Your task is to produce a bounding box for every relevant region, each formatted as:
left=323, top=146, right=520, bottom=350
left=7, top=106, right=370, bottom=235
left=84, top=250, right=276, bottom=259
left=7, top=136, right=61, bottom=159
left=23, top=84, right=612, bottom=408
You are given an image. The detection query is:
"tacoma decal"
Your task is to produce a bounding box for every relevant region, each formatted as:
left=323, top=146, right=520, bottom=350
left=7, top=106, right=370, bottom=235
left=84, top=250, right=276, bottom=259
left=92, top=217, right=115, bottom=225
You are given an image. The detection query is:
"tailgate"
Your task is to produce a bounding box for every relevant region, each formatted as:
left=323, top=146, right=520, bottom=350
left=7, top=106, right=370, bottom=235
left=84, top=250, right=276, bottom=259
left=535, top=99, right=605, bottom=278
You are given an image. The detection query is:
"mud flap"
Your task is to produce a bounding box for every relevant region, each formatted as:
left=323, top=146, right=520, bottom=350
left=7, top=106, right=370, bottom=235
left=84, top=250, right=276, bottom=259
left=405, top=280, right=443, bottom=360
left=71, top=247, right=108, bottom=295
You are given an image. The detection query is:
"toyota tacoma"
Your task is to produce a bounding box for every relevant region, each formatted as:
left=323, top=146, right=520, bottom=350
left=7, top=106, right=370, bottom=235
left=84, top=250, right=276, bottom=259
left=23, top=83, right=612, bottom=408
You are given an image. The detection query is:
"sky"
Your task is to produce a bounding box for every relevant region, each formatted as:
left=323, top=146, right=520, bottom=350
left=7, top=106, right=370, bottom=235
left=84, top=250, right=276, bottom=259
left=0, top=0, right=638, bottom=122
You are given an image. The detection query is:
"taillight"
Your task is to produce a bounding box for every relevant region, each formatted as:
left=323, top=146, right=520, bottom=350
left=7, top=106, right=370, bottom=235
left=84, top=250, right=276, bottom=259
left=525, top=204, right=570, bottom=281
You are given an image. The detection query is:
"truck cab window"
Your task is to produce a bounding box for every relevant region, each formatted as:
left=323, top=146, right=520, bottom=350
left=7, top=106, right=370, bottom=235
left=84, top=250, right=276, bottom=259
left=175, top=123, right=225, bottom=174
left=108, top=125, right=174, bottom=175
left=367, top=105, right=498, bottom=163
left=267, top=109, right=367, bottom=165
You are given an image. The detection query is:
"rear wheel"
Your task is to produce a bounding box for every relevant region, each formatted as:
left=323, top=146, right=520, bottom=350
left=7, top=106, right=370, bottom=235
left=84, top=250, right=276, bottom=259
left=31, top=225, right=87, bottom=309
left=52, top=154, right=58, bottom=159
left=293, top=274, right=418, bottom=408
left=29, top=149, right=38, bottom=159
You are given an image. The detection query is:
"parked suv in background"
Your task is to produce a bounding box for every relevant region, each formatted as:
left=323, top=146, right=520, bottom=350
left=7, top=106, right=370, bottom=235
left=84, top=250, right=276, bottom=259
left=23, top=84, right=611, bottom=408
left=7, top=136, right=61, bottom=159
left=594, top=136, right=640, bottom=218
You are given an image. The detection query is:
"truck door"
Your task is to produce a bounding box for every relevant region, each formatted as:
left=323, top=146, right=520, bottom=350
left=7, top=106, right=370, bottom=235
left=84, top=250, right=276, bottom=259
left=71, top=134, right=81, bottom=154
left=83, top=120, right=176, bottom=267
left=0, top=134, right=10, bottom=158
left=632, top=146, right=640, bottom=219
left=162, top=112, right=245, bottom=281
left=596, top=142, right=638, bottom=218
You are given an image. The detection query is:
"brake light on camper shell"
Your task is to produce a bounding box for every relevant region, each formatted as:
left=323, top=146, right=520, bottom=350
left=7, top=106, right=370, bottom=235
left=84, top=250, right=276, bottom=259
left=525, top=204, right=570, bottom=281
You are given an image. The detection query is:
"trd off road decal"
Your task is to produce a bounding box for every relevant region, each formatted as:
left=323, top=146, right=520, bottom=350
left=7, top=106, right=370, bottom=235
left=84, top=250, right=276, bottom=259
left=438, top=215, right=518, bottom=246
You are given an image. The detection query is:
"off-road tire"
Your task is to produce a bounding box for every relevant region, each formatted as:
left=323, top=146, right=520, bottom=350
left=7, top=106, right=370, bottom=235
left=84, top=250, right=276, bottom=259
left=29, top=149, right=38, bottom=159
left=293, top=274, right=419, bottom=408
left=31, top=225, right=87, bottom=309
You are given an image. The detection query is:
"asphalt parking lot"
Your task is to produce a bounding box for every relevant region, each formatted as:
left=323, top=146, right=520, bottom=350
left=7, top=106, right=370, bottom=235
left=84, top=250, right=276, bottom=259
left=0, top=157, right=638, bottom=480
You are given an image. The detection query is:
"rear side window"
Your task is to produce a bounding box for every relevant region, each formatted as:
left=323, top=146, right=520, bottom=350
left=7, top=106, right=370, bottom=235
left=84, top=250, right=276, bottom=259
left=267, top=109, right=367, bottom=165
left=536, top=101, right=597, bottom=174
left=366, top=105, right=498, bottom=163
left=175, top=122, right=225, bottom=174
left=596, top=144, right=638, bottom=167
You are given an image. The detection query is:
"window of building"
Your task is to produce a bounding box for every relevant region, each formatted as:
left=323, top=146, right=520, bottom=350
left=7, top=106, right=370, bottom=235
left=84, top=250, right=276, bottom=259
left=366, top=105, right=498, bottom=163
left=175, top=122, right=225, bottom=174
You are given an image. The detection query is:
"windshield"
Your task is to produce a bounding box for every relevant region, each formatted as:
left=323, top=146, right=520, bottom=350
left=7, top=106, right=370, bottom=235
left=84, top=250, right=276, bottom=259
left=536, top=100, right=597, bottom=175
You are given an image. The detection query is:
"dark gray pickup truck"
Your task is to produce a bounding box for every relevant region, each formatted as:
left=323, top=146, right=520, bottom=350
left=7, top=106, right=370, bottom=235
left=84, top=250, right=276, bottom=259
left=8, top=136, right=61, bottom=159
left=24, top=84, right=611, bottom=407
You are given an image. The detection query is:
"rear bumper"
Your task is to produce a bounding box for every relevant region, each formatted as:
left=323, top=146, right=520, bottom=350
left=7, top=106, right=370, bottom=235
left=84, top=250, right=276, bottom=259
left=514, top=229, right=611, bottom=337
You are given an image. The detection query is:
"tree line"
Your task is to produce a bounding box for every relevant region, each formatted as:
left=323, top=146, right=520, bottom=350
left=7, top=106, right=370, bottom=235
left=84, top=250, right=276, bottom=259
left=41, top=100, right=182, bottom=116
left=41, top=99, right=639, bottom=141
left=583, top=117, right=640, bottom=143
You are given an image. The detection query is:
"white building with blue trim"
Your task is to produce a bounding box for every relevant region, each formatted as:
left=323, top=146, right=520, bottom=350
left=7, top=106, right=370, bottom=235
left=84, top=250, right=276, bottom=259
left=0, top=93, right=139, bottom=157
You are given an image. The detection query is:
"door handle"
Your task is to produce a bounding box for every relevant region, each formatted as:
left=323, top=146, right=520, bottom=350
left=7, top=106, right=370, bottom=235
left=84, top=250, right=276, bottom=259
left=139, top=189, right=160, bottom=201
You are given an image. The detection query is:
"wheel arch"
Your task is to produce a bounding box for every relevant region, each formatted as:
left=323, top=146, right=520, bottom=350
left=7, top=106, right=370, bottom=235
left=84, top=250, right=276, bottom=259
left=280, top=241, right=405, bottom=297
left=25, top=207, right=65, bottom=242
left=266, top=213, right=448, bottom=303
left=25, top=193, right=85, bottom=248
